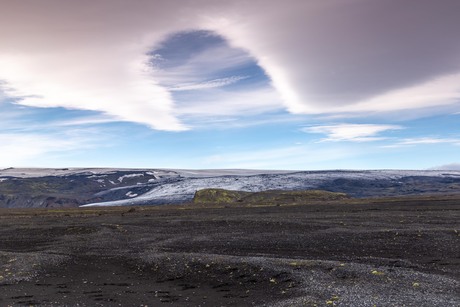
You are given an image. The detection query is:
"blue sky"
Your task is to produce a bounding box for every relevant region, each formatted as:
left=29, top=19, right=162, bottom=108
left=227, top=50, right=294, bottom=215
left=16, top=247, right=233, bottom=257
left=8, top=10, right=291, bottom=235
left=0, top=0, right=459, bottom=170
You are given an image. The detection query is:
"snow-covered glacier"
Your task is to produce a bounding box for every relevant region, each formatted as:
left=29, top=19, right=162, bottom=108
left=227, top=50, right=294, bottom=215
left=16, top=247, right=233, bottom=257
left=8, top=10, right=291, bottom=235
left=1, top=168, right=459, bottom=208
left=80, top=169, right=460, bottom=207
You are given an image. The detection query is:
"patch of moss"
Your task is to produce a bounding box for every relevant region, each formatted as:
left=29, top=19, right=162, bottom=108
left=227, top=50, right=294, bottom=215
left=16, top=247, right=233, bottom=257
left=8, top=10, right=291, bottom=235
left=193, top=188, right=349, bottom=206
left=193, top=188, right=250, bottom=204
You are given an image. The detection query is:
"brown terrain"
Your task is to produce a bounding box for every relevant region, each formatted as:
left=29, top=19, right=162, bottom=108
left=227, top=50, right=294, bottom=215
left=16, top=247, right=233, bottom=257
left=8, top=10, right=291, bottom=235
left=0, top=193, right=459, bottom=306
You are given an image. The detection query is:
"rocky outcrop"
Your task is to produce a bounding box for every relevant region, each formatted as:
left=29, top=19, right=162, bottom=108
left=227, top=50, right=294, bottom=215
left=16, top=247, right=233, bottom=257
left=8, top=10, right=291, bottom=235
left=193, top=188, right=349, bottom=206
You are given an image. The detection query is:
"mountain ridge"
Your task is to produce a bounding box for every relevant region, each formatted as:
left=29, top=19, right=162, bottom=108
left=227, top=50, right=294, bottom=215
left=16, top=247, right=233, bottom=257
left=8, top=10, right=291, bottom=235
left=1, top=168, right=460, bottom=208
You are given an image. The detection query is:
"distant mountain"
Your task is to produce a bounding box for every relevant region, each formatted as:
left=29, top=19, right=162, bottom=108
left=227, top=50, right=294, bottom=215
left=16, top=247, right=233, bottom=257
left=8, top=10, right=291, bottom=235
left=0, top=168, right=460, bottom=208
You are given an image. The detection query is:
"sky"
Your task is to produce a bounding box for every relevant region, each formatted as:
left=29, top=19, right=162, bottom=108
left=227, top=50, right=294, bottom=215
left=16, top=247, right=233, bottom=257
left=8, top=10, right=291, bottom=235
left=0, top=0, right=459, bottom=170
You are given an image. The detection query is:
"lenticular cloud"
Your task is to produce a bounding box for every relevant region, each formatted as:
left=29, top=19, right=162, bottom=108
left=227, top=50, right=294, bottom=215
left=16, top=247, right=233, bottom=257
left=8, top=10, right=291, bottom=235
left=0, top=0, right=459, bottom=130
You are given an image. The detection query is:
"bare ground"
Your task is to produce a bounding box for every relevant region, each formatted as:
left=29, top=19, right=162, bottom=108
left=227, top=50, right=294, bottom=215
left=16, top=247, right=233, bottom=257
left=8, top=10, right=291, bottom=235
left=0, top=197, right=459, bottom=306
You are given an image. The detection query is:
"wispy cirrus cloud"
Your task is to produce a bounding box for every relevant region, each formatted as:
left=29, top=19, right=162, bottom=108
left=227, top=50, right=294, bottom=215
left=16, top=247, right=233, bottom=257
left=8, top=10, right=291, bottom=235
left=176, top=87, right=282, bottom=118
left=168, top=76, right=248, bottom=91
left=151, top=38, right=255, bottom=83
left=46, top=114, right=121, bottom=128
left=303, top=124, right=402, bottom=142
left=151, top=30, right=282, bottom=120
left=383, top=137, right=460, bottom=148
left=397, top=137, right=460, bottom=145
left=0, top=102, right=120, bottom=133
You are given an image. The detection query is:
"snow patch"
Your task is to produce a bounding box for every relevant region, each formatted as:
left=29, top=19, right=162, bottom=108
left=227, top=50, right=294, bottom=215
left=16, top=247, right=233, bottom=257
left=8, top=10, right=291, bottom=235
left=126, top=191, right=138, bottom=198
left=87, top=174, right=108, bottom=179
left=118, top=173, right=144, bottom=182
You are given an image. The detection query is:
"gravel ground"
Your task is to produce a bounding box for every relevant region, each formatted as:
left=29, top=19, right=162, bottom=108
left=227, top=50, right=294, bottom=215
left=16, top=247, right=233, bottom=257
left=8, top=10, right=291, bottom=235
left=0, top=197, right=459, bottom=306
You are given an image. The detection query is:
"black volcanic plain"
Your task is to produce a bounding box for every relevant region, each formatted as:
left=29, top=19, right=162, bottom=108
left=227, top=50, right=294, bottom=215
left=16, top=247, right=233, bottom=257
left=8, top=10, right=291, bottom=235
left=0, top=193, right=459, bottom=306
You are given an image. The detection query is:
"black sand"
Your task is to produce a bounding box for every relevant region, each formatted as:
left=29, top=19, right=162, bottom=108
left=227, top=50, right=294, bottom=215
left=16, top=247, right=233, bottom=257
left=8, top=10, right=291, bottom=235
left=0, top=197, right=459, bottom=306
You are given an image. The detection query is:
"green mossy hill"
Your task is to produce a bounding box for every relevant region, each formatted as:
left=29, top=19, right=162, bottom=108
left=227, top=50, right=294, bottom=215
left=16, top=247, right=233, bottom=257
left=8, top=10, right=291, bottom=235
left=193, top=188, right=349, bottom=205
left=193, top=189, right=251, bottom=204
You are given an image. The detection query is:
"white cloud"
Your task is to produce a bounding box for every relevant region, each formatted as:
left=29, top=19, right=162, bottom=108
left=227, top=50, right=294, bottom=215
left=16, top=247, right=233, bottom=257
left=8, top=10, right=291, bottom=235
left=0, top=107, right=120, bottom=135
left=1, top=0, right=459, bottom=131
left=50, top=115, right=120, bottom=127
left=208, top=1, right=460, bottom=115
left=0, top=0, right=191, bottom=131
left=0, top=51, right=186, bottom=131
left=151, top=32, right=284, bottom=119
left=176, top=87, right=282, bottom=118
left=153, top=43, right=254, bottom=85
left=338, top=73, right=460, bottom=113
left=383, top=137, right=460, bottom=148
left=398, top=137, right=460, bottom=145
left=169, top=76, right=248, bottom=91
left=303, top=124, right=402, bottom=142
